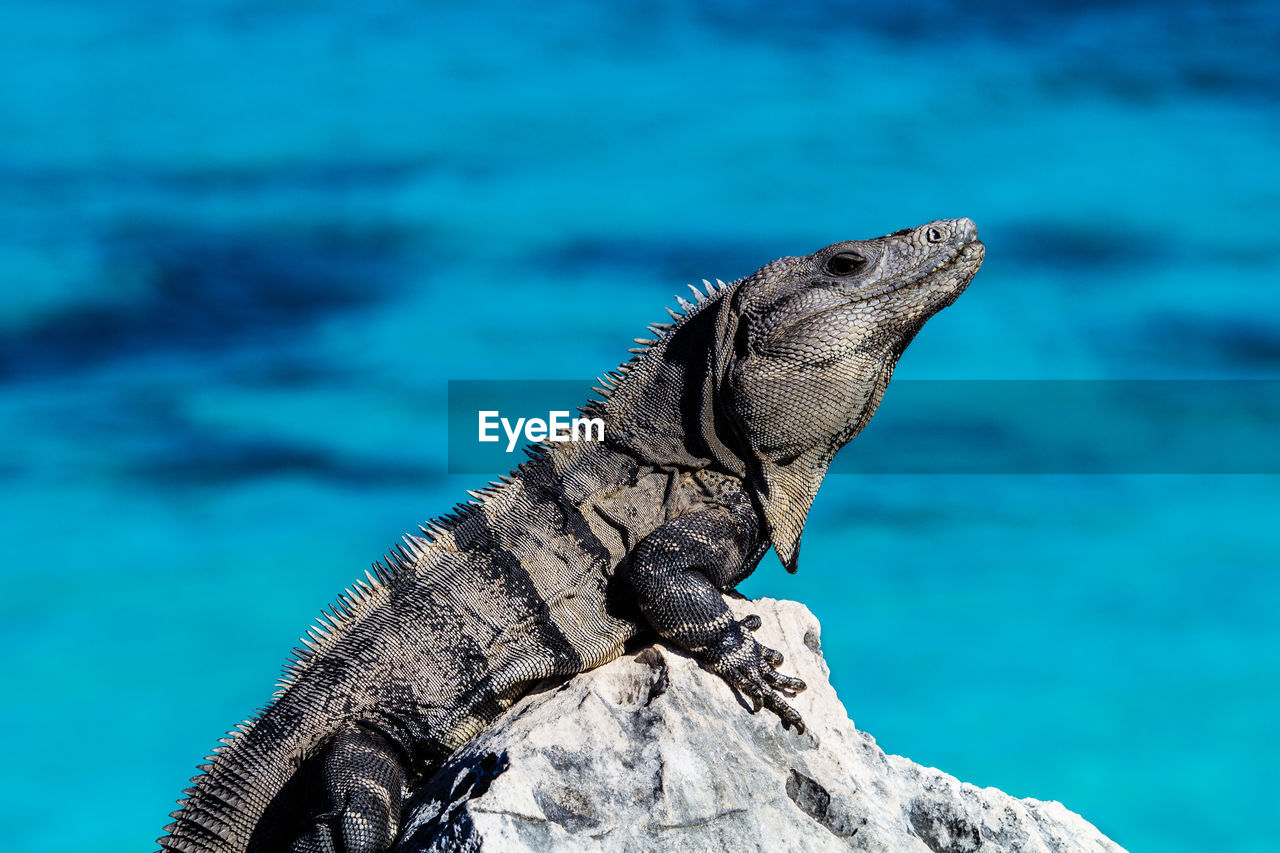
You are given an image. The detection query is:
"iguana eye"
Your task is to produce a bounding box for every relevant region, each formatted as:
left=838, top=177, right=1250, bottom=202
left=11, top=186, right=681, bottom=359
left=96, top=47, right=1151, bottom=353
left=825, top=252, right=868, bottom=276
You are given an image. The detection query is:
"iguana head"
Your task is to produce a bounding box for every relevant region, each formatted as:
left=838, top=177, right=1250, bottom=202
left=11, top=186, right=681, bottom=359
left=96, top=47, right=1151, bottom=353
left=603, top=218, right=982, bottom=573
left=727, top=218, right=984, bottom=571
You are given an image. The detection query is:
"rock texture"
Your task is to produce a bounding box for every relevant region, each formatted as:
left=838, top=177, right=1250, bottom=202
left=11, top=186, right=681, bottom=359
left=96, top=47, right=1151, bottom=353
left=397, top=598, right=1125, bottom=852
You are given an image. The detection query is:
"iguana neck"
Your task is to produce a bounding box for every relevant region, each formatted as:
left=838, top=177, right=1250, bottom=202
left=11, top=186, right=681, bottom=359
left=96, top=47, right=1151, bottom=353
left=598, top=280, right=749, bottom=477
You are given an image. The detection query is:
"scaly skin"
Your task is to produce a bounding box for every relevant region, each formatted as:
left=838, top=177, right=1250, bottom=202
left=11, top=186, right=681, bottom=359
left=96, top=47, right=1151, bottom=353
left=160, top=219, right=984, bottom=852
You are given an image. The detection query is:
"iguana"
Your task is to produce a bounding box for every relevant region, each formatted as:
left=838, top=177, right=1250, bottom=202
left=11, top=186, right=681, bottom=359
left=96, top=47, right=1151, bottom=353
left=160, top=218, right=984, bottom=852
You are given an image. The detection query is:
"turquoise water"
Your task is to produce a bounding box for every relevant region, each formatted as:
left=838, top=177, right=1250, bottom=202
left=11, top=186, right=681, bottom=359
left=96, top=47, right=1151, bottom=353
left=1, top=2, right=1277, bottom=850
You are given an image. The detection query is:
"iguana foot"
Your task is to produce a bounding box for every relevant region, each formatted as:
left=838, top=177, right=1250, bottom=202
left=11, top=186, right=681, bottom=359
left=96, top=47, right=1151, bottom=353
left=699, top=613, right=808, bottom=733
left=627, top=512, right=810, bottom=733
left=291, top=723, right=404, bottom=853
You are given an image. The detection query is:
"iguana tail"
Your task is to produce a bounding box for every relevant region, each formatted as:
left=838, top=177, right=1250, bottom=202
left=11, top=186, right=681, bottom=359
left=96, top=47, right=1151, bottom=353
left=158, top=710, right=314, bottom=853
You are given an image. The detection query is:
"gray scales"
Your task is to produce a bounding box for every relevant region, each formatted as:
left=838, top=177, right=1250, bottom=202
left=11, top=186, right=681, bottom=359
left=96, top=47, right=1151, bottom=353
left=159, top=219, right=986, bottom=852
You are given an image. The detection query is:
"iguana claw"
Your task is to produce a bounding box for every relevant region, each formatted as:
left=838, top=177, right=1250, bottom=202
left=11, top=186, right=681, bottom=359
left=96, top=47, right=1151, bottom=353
left=705, top=617, right=807, bottom=733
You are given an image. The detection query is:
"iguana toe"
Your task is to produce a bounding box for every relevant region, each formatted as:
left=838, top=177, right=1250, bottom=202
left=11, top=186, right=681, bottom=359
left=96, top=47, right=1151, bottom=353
left=704, top=620, right=808, bottom=732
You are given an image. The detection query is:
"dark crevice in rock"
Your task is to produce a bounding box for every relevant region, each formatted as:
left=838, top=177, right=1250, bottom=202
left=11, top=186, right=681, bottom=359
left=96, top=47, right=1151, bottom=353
left=909, top=798, right=982, bottom=853
left=656, top=807, right=749, bottom=830
left=634, top=646, right=669, bottom=704
left=786, top=769, right=831, bottom=822
left=785, top=768, right=865, bottom=838
left=533, top=788, right=601, bottom=833
left=398, top=751, right=509, bottom=853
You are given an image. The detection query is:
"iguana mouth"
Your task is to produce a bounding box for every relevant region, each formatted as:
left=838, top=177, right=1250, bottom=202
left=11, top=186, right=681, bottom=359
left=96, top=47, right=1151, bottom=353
left=855, top=238, right=985, bottom=303
left=934, top=238, right=985, bottom=290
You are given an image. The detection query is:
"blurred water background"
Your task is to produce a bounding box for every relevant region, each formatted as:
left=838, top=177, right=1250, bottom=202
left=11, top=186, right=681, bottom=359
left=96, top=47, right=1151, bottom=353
left=1, top=2, right=1277, bottom=850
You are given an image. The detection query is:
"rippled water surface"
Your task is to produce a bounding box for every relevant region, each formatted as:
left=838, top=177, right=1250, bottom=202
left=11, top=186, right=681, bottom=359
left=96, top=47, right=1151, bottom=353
left=1, top=2, right=1277, bottom=850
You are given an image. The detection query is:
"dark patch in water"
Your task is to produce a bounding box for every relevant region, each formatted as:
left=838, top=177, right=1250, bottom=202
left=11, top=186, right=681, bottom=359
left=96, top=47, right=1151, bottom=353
left=216, top=351, right=370, bottom=389
left=0, top=158, right=433, bottom=197
left=149, top=159, right=432, bottom=195
left=538, top=236, right=785, bottom=284
left=996, top=220, right=1168, bottom=271
left=98, top=391, right=436, bottom=487
left=223, top=359, right=350, bottom=388
left=128, top=428, right=439, bottom=488
left=21, top=380, right=440, bottom=487
left=694, top=1, right=1279, bottom=104
left=0, top=226, right=404, bottom=380
left=1139, top=314, right=1280, bottom=370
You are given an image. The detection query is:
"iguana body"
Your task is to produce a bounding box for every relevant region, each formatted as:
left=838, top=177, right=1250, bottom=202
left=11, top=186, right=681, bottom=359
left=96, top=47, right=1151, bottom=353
left=161, top=219, right=984, bottom=852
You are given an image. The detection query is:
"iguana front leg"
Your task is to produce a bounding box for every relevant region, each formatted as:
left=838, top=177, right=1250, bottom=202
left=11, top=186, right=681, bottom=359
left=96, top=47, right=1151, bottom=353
left=627, top=511, right=808, bottom=731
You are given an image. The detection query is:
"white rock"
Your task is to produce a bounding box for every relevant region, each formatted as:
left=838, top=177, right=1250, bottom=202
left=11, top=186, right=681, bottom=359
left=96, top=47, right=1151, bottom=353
left=398, top=598, right=1126, bottom=853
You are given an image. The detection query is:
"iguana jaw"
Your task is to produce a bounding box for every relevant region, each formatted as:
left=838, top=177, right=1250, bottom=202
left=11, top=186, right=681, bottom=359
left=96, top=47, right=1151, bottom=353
left=872, top=235, right=984, bottom=300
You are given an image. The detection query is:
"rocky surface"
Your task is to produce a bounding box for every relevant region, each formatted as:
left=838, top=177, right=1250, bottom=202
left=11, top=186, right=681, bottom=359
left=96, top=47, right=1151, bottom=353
left=397, top=598, right=1126, bottom=852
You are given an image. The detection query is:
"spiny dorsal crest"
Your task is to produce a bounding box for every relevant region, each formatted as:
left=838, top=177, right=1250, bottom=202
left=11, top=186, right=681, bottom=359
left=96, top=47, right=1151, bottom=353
left=590, top=276, right=735, bottom=404
left=272, top=560, right=400, bottom=697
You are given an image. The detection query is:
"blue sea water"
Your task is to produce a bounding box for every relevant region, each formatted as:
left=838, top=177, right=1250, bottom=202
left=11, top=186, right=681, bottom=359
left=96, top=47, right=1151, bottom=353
left=0, top=2, right=1277, bottom=850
